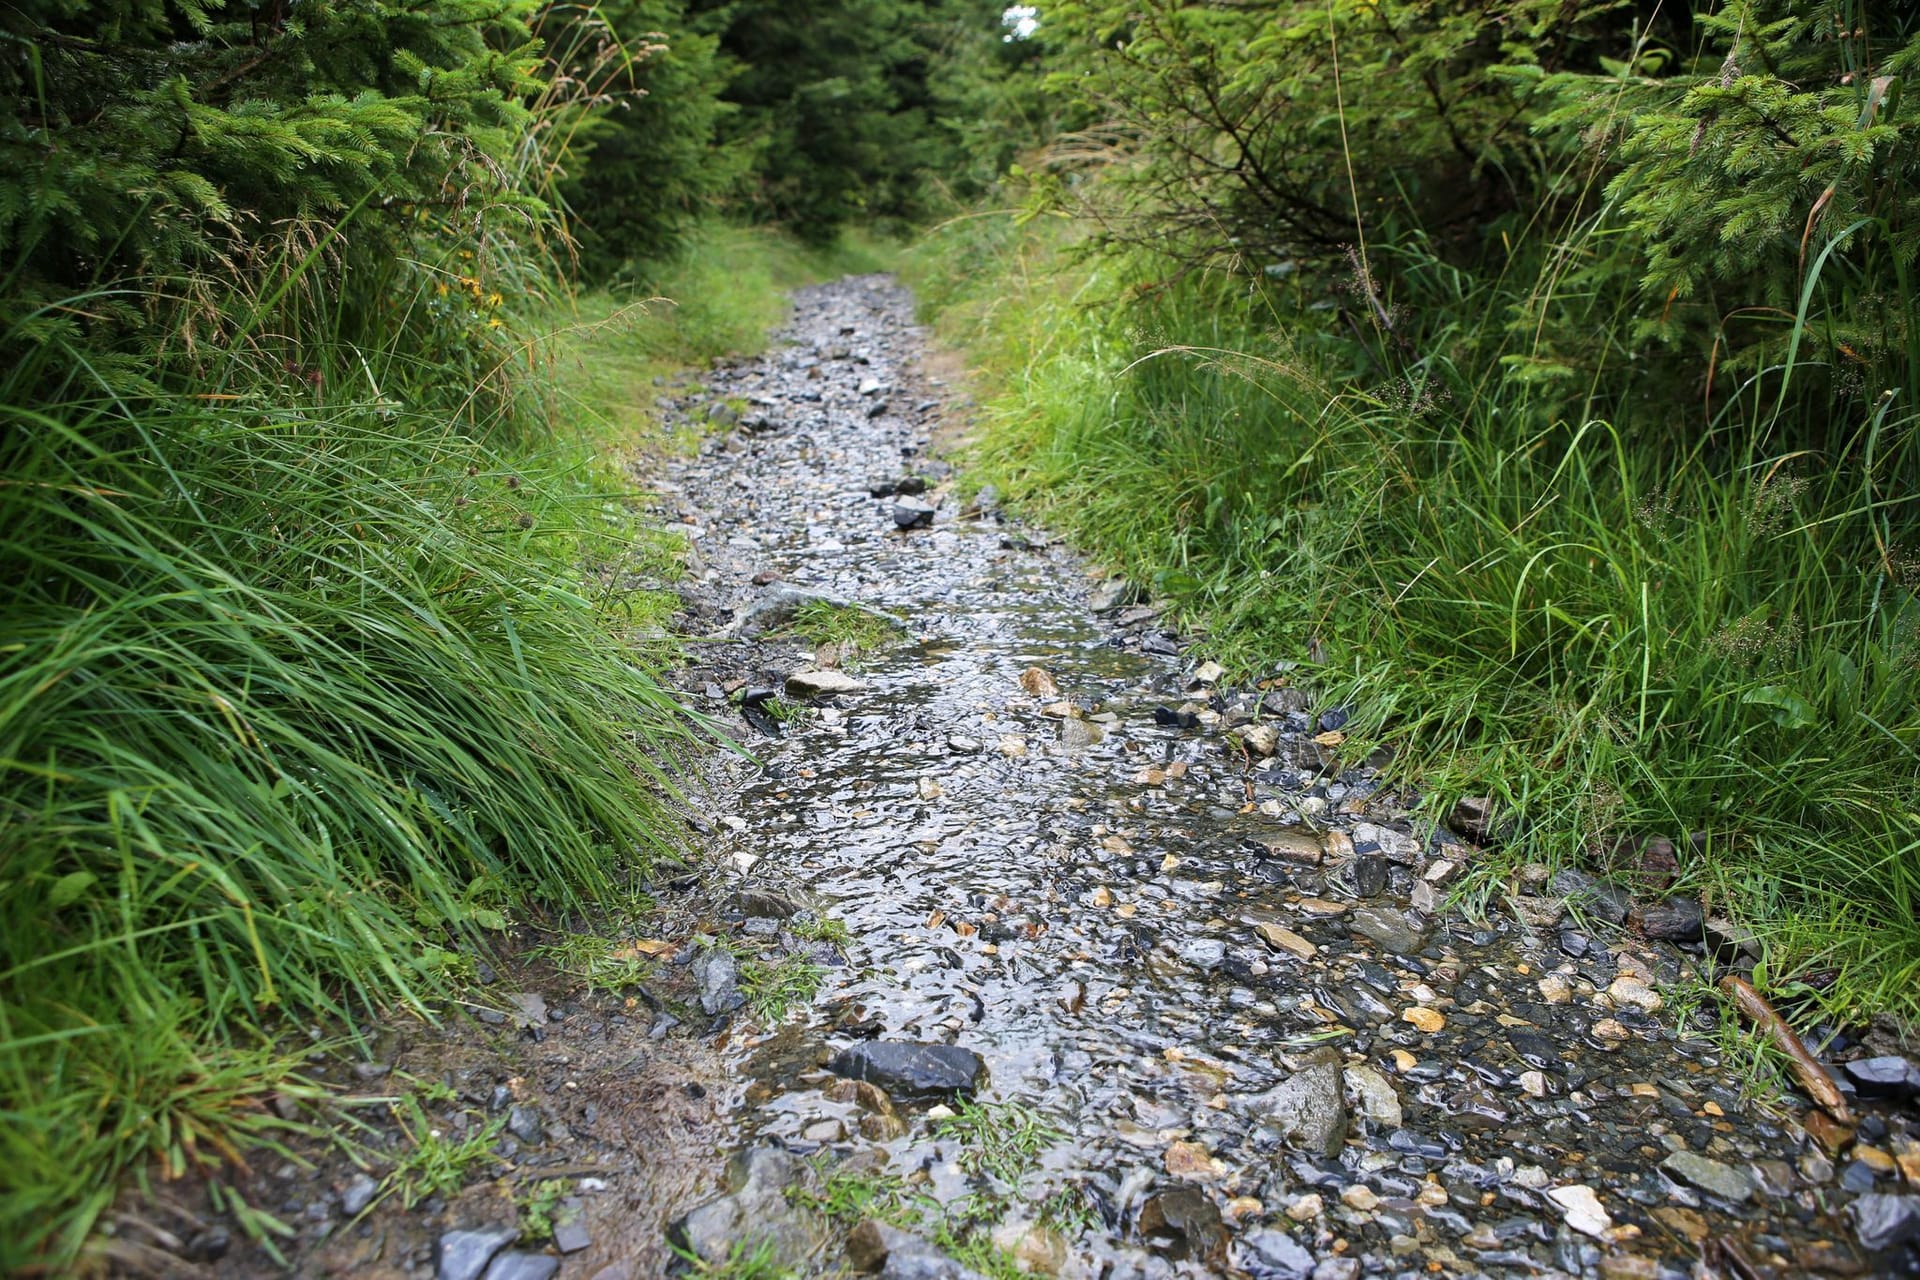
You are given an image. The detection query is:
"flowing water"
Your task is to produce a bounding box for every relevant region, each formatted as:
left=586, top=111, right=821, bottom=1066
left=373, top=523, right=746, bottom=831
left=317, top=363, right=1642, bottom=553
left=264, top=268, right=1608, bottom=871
left=651, top=277, right=1920, bottom=1279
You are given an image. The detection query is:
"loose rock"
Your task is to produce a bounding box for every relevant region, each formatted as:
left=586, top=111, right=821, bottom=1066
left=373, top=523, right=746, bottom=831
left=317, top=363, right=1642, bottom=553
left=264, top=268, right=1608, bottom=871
left=828, top=1041, right=986, bottom=1100
left=435, top=1227, right=518, bottom=1280
left=1660, top=1150, right=1756, bottom=1203
left=1248, top=1048, right=1349, bottom=1157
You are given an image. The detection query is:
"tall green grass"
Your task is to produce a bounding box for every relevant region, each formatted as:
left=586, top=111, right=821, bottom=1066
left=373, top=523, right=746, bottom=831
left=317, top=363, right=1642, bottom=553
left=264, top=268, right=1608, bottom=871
left=0, top=221, right=876, bottom=1270
left=907, top=214, right=1920, bottom=1025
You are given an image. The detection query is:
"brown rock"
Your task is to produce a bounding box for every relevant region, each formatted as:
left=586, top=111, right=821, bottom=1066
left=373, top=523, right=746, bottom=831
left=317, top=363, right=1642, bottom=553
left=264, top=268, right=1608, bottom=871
left=1254, top=830, right=1325, bottom=864
left=1020, top=667, right=1061, bottom=698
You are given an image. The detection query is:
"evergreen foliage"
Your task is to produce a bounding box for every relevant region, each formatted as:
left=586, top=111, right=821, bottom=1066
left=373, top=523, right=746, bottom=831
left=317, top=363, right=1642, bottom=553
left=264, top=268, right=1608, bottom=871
left=555, top=0, right=742, bottom=278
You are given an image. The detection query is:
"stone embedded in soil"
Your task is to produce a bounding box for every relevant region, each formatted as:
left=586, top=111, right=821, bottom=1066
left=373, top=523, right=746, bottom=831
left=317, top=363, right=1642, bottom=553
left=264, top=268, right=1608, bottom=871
left=339, top=1172, right=378, bottom=1217
left=670, top=1145, right=830, bottom=1271
left=1551, top=868, right=1632, bottom=924
left=1510, top=896, right=1565, bottom=928
left=1248, top=1047, right=1349, bottom=1157
left=480, top=1254, right=560, bottom=1280
left=506, top=1103, right=543, bottom=1145
left=694, top=946, right=743, bottom=1015
left=847, top=1219, right=923, bottom=1271
left=827, top=1041, right=986, bottom=1100
left=552, top=1201, right=591, bottom=1254
left=1446, top=795, right=1500, bottom=844
left=1852, top=1193, right=1920, bottom=1251
left=434, top=1226, right=517, bottom=1280
left=1634, top=896, right=1704, bottom=941
left=879, top=1251, right=990, bottom=1280
left=1349, top=905, right=1427, bottom=955
left=787, top=668, right=867, bottom=697
left=1660, top=1150, right=1756, bottom=1202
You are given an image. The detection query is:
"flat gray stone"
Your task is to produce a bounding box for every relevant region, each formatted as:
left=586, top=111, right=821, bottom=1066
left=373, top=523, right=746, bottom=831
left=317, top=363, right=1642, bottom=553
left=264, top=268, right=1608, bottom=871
left=1349, top=906, right=1428, bottom=956
left=1661, top=1151, right=1755, bottom=1203
left=435, top=1227, right=517, bottom=1280
left=480, top=1254, right=559, bottom=1280
left=1853, top=1193, right=1920, bottom=1252
left=787, top=668, right=867, bottom=697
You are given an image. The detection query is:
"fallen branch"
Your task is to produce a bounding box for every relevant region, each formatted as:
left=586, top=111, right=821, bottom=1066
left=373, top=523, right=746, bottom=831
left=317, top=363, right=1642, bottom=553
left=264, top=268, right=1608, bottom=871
left=1717, top=975, right=1853, bottom=1124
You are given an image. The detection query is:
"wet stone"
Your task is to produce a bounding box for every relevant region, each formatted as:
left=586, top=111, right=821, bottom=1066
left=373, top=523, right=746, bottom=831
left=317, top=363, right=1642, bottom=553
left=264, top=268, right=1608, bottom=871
left=1635, top=896, right=1704, bottom=942
left=1349, top=906, right=1427, bottom=955
left=1852, top=1193, right=1920, bottom=1252
left=788, top=668, right=867, bottom=697
left=828, top=1041, right=986, bottom=1100
left=1845, top=1056, right=1920, bottom=1099
left=1138, top=1187, right=1226, bottom=1264
left=1250, top=1047, right=1349, bottom=1157
left=1236, top=1226, right=1316, bottom=1279
left=892, top=496, right=935, bottom=529
left=1660, top=1150, right=1755, bottom=1202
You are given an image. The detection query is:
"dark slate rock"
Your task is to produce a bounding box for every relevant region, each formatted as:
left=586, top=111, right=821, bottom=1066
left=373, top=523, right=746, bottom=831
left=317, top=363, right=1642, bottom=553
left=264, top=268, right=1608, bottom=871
left=1844, top=1056, right=1920, bottom=1099
left=1660, top=1151, right=1756, bottom=1202
left=1349, top=906, right=1428, bottom=956
left=481, top=1254, right=560, bottom=1280
left=1636, top=897, right=1705, bottom=942
left=1852, top=1194, right=1920, bottom=1252
left=436, top=1227, right=518, bottom=1280
left=828, top=1041, right=986, bottom=1100
left=1353, top=855, right=1388, bottom=898
left=892, top=497, right=935, bottom=529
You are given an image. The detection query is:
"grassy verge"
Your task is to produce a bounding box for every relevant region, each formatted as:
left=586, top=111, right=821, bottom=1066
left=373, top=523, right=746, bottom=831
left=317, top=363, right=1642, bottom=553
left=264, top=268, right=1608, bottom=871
left=905, top=213, right=1920, bottom=1030
left=0, top=222, right=869, bottom=1271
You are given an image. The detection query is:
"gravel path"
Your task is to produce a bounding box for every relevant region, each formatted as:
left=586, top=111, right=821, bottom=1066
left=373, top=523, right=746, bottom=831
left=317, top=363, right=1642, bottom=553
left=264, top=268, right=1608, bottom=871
left=648, top=276, right=1920, bottom=1279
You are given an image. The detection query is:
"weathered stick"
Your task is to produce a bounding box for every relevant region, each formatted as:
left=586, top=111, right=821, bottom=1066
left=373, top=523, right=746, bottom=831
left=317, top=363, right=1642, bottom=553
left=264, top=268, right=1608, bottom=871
left=1717, top=975, right=1853, bottom=1124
